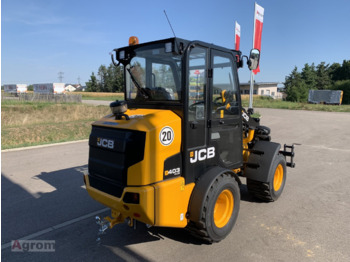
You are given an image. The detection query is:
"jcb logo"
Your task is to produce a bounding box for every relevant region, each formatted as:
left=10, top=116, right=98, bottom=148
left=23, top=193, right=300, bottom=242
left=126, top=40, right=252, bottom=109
left=190, top=147, right=215, bottom=163
left=97, top=137, right=114, bottom=149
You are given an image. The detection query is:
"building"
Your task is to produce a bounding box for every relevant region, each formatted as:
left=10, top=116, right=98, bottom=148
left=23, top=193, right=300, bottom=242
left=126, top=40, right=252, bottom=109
left=65, top=84, right=81, bottom=92
left=240, top=82, right=283, bottom=99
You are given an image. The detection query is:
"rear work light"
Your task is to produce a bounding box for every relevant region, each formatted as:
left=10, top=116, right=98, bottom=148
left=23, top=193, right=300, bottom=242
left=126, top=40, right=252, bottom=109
left=123, top=192, right=140, bottom=204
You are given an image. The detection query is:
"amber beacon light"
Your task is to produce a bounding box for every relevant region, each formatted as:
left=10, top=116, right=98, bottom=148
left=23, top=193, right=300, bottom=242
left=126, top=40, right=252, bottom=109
left=129, top=36, right=139, bottom=46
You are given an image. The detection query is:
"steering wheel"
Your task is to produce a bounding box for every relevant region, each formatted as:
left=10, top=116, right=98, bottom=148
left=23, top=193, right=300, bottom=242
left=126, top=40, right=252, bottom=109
left=213, top=96, right=224, bottom=107
left=215, top=104, right=229, bottom=113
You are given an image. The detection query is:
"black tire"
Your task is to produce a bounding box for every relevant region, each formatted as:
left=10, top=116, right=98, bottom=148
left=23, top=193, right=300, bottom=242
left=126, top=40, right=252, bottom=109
left=187, top=173, right=240, bottom=243
left=247, top=154, right=287, bottom=202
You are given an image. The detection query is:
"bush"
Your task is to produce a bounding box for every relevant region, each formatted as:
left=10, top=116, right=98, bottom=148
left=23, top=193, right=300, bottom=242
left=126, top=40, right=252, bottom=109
left=258, top=95, right=275, bottom=101
left=285, top=82, right=309, bottom=102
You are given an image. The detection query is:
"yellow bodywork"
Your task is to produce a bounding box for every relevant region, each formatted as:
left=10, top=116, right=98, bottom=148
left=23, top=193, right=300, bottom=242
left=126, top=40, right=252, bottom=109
left=85, top=175, right=194, bottom=227
left=85, top=174, right=155, bottom=225
left=86, top=108, right=195, bottom=228
left=93, top=108, right=182, bottom=186
left=242, top=129, right=255, bottom=162
left=153, top=177, right=194, bottom=227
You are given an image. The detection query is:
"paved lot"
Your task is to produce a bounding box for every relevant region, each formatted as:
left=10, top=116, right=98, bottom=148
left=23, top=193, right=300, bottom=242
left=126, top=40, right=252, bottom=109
left=82, top=99, right=111, bottom=106
left=2, top=108, right=350, bottom=261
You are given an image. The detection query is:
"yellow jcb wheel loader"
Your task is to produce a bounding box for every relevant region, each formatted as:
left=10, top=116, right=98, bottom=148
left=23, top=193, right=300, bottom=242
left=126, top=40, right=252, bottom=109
left=84, top=36, right=296, bottom=243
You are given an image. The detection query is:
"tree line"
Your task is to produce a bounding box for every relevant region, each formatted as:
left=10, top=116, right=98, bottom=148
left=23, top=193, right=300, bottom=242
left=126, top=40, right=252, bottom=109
left=284, top=60, right=350, bottom=104
left=86, top=60, right=350, bottom=104
left=85, top=63, right=175, bottom=92
left=85, top=64, right=124, bottom=92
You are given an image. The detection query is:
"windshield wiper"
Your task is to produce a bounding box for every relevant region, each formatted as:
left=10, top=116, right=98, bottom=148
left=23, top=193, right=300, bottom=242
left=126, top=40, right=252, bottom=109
left=126, top=68, right=149, bottom=99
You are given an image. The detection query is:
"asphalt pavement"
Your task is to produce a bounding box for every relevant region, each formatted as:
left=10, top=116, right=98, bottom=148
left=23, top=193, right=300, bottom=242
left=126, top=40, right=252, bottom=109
left=2, top=108, right=350, bottom=261
left=82, top=99, right=111, bottom=106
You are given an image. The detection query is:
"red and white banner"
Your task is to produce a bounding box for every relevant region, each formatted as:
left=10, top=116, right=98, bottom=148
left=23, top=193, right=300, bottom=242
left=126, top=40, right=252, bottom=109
left=253, top=3, right=264, bottom=74
left=235, top=21, right=241, bottom=50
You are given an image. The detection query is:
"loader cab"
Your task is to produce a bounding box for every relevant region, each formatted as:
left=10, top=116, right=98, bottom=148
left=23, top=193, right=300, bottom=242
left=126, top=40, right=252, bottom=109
left=185, top=43, right=242, bottom=183
left=113, top=37, right=243, bottom=184
left=114, top=38, right=186, bottom=109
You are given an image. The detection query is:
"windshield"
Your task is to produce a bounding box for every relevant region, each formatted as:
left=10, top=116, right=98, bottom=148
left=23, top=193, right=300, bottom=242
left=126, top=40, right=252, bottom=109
left=125, top=43, right=182, bottom=102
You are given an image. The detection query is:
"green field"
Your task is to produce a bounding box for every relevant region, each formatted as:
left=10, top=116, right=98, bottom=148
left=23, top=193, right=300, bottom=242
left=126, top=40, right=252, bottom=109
left=1, top=100, right=110, bottom=149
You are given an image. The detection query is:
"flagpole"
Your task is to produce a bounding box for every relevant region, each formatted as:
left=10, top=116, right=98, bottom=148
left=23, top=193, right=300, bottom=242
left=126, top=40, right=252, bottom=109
left=249, top=2, right=257, bottom=113
left=249, top=71, right=254, bottom=112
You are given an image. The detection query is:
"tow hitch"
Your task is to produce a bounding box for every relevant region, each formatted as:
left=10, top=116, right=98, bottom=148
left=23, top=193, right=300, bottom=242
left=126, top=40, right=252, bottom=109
left=95, top=210, right=136, bottom=242
left=96, top=216, right=110, bottom=236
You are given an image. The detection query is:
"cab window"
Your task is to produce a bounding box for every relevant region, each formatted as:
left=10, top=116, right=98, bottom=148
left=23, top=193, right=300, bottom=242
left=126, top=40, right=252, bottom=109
left=125, top=43, right=182, bottom=102
left=188, top=47, right=207, bottom=121
left=212, top=55, right=239, bottom=118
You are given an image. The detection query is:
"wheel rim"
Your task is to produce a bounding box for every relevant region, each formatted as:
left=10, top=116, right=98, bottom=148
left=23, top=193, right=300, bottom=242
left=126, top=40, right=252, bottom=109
left=214, top=189, right=234, bottom=228
left=273, top=164, right=284, bottom=191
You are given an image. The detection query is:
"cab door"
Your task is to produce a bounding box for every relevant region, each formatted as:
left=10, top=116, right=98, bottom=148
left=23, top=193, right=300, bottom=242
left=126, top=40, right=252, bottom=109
left=185, top=46, right=210, bottom=183
left=186, top=46, right=208, bottom=149
left=209, top=50, right=242, bottom=168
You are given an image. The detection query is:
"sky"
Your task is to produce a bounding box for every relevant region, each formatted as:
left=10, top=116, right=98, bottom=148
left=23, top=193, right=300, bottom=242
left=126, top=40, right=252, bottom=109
left=1, top=0, right=350, bottom=86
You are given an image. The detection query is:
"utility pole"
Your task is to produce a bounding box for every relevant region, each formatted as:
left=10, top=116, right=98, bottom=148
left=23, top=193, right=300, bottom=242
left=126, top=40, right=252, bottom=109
left=77, top=76, right=81, bottom=85
left=58, top=72, right=64, bottom=82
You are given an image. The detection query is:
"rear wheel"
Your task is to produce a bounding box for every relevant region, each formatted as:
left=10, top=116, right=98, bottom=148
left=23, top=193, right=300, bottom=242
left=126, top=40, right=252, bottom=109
left=247, top=154, right=286, bottom=201
left=187, top=173, right=240, bottom=243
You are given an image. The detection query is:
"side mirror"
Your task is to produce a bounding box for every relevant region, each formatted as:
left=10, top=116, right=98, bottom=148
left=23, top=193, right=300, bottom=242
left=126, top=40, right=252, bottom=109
left=248, top=49, right=260, bottom=70
left=110, top=50, right=120, bottom=67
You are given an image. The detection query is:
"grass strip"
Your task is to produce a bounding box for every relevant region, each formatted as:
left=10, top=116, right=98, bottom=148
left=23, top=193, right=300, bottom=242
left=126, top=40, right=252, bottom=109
left=1, top=101, right=110, bottom=149
left=1, top=121, right=93, bottom=149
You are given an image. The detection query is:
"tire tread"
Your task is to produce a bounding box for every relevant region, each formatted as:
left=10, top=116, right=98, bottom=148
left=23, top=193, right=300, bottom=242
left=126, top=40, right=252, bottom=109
left=247, top=179, right=274, bottom=201
left=187, top=173, right=238, bottom=243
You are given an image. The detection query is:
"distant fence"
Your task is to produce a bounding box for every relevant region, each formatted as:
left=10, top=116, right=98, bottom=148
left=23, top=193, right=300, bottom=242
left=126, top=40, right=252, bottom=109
left=1, top=92, right=19, bottom=98
left=18, top=93, right=82, bottom=103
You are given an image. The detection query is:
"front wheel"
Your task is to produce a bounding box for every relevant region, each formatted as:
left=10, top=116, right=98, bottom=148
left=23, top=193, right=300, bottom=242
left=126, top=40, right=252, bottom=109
left=247, top=154, right=287, bottom=201
left=187, top=173, right=240, bottom=243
